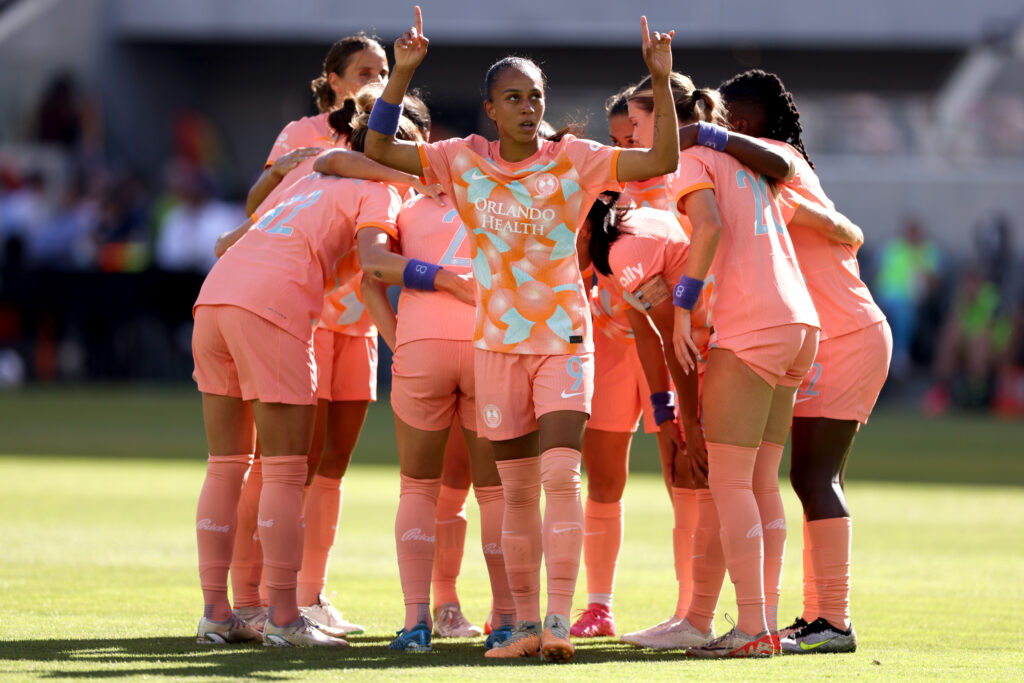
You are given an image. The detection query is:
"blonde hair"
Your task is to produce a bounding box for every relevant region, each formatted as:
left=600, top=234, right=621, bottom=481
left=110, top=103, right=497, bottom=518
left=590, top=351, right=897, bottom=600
left=344, top=84, right=430, bottom=152
left=628, top=72, right=728, bottom=127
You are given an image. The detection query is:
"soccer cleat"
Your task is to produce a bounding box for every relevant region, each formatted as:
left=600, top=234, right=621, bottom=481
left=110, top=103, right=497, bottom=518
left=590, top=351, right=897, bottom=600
left=628, top=617, right=713, bottom=650
left=263, top=615, right=350, bottom=647
left=196, top=614, right=261, bottom=645
left=483, top=620, right=541, bottom=658
left=778, top=615, right=808, bottom=639
left=540, top=614, right=575, bottom=663
left=300, top=592, right=364, bottom=637
left=685, top=616, right=774, bottom=659
left=433, top=602, right=484, bottom=638
left=771, top=631, right=781, bottom=655
left=619, top=615, right=682, bottom=645
left=484, top=624, right=514, bottom=649
left=388, top=622, right=432, bottom=652
left=570, top=603, right=616, bottom=637
left=781, top=617, right=857, bottom=654
left=233, top=605, right=268, bottom=634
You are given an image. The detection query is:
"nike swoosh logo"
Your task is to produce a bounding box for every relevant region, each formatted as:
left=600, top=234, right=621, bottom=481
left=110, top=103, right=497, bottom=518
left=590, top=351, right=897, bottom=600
left=800, top=637, right=836, bottom=651
left=794, top=396, right=814, bottom=404
left=469, top=171, right=490, bottom=181
left=552, top=526, right=578, bottom=535
left=561, top=390, right=584, bottom=399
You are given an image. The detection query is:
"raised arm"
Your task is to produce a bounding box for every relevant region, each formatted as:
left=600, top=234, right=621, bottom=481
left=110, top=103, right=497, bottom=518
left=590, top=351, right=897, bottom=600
left=363, top=6, right=428, bottom=175
left=313, top=149, right=443, bottom=203
left=789, top=201, right=864, bottom=247
left=679, top=124, right=794, bottom=181
left=357, top=227, right=475, bottom=306
left=246, top=147, right=322, bottom=216
left=615, top=17, right=679, bottom=183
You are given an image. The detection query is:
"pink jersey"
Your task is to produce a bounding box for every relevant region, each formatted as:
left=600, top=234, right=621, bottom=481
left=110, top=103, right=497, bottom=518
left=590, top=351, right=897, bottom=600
left=590, top=282, right=635, bottom=343
left=262, top=115, right=373, bottom=338
left=418, top=134, right=622, bottom=355
left=766, top=140, right=886, bottom=341
left=382, top=192, right=476, bottom=347
left=196, top=172, right=400, bottom=342
left=621, top=176, right=672, bottom=211
left=667, top=147, right=819, bottom=341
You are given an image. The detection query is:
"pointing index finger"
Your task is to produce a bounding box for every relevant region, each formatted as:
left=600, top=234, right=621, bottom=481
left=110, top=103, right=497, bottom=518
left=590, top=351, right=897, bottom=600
left=641, top=15, right=650, bottom=47
left=414, top=5, right=423, bottom=35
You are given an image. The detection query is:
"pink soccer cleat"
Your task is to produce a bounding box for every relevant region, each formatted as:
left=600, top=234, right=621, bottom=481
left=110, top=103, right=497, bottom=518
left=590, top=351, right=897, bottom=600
left=569, top=603, right=616, bottom=637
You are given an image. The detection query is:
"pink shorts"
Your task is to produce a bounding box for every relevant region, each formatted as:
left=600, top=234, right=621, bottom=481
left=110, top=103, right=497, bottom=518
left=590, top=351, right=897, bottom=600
left=391, top=339, right=477, bottom=432
left=794, top=320, right=892, bottom=423
left=474, top=349, right=594, bottom=441
left=313, top=327, right=378, bottom=402
left=192, top=304, right=316, bottom=405
left=588, top=332, right=658, bottom=435
left=716, top=323, right=819, bottom=389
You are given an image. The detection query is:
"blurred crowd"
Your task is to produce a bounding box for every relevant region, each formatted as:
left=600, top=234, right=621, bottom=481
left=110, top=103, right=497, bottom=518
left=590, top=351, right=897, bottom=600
left=1, top=74, right=1023, bottom=417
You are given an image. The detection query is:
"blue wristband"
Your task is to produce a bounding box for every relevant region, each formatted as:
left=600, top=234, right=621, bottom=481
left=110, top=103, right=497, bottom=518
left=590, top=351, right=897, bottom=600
left=672, top=275, right=704, bottom=310
left=696, top=121, right=729, bottom=152
left=651, top=391, right=677, bottom=425
left=403, top=258, right=441, bottom=291
left=368, top=99, right=403, bottom=136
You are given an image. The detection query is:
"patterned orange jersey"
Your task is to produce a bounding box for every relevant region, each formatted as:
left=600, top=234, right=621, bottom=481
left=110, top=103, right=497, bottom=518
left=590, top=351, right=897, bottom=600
left=419, top=134, right=622, bottom=355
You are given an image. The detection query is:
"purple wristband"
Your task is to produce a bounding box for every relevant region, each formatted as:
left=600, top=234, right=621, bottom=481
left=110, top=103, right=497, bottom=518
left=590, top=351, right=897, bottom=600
left=403, top=258, right=441, bottom=291
left=368, top=98, right=403, bottom=136
left=673, top=275, right=704, bottom=310
left=651, top=391, right=677, bottom=425
left=696, top=121, right=729, bottom=152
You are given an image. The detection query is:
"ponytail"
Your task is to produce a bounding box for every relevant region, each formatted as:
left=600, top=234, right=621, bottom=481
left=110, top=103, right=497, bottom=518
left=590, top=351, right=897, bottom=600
left=629, top=73, right=728, bottom=127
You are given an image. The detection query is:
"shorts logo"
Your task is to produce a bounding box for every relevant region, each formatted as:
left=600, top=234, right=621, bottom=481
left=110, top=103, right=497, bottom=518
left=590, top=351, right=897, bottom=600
left=745, top=523, right=763, bottom=539
left=533, top=173, right=559, bottom=198
left=196, top=518, right=230, bottom=533
left=483, top=404, right=502, bottom=429
left=258, top=518, right=274, bottom=529
left=766, top=518, right=786, bottom=531
left=400, top=528, right=435, bottom=543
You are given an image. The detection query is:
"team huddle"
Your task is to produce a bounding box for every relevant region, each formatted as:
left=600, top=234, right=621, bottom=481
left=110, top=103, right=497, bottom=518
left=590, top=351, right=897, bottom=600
left=190, top=6, right=891, bottom=662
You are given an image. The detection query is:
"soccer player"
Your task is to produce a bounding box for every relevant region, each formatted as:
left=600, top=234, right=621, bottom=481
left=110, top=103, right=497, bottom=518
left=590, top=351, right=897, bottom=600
left=719, top=69, right=891, bottom=654
left=230, top=34, right=390, bottom=638
left=191, top=158, right=404, bottom=648
left=362, top=6, right=680, bottom=662
left=629, top=71, right=820, bottom=658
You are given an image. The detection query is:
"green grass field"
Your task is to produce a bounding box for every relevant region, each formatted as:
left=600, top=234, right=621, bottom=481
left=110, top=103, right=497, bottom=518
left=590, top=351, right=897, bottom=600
left=1, top=387, right=1023, bottom=680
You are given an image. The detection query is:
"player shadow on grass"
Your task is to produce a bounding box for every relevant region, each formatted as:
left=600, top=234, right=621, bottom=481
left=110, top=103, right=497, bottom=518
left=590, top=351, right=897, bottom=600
left=0, top=636, right=697, bottom=676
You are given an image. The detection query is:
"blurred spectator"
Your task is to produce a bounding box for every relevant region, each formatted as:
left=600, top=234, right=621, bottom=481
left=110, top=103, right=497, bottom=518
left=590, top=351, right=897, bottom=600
left=34, top=73, right=104, bottom=164
left=0, top=171, right=47, bottom=244
left=974, top=212, right=1014, bottom=295
left=26, top=179, right=98, bottom=269
left=993, top=284, right=1024, bottom=416
left=874, top=217, right=943, bottom=378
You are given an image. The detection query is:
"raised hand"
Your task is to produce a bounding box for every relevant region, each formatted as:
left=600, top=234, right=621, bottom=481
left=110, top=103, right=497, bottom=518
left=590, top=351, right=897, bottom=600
left=641, top=15, right=674, bottom=81
left=270, top=147, right=322, bottom=178
left=393, top=5, right=429, bottom=72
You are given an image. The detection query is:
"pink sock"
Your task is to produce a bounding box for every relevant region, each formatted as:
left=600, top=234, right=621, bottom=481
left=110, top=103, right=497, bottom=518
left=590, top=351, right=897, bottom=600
left=802, top=516, right=819, bottom=622
left=541, top=447, right=584, bottom=619
left=496, top=456, right=542, bottom=623
left=752, top=441, right=786, bottom=631
left=432, top=484, right=469, bottom=607
left=583, top=498, right=623, bottom=605
left=230, top=456, right=263, bottom=608
left=259, top=455, right=307, bottom=626
left=474, top=484, right=516, bottom=621
left=807, top=517, right=852, bottom=631
left=197, top=454, right=252, bottom=621
left=707, top=441, right=766, bottom=636
left=396, top=474, right=441, bottom=629
left=686, top=488, right=726, bottom=632
left=671, top=487, right=697, bottom=618
left=296, top=474, right=342, bottom=606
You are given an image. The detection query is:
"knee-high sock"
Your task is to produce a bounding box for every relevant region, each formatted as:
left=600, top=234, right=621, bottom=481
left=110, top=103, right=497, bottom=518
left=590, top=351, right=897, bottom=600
left=541, top=447, right=584, bottom=619
left=807, top=517, right=852, bottom=631
left=671, top=487, right=697, bottom=618
left=296, top=474, right=343, bottom=606
left=197, top=454, right=253, bottom=621
left=230, top=456, right=263, bottom=609
left=752, top=441, right=786, bottom=631
left=583, top=498, right=623, bottom=606
left=496, top=456, right=542, bottom=623
left=686, top=488, right=726, bottom=632
left=432, top=484, right=469, bottom=607
left=396, top=474, right=441, bottom=629
left=259, top=455, right=307, bottom=626
left=707, top=442, right=766, bottom=636
left=474, top=484, right=516, bottom=623
left=802, top=517, right=819, bottom=622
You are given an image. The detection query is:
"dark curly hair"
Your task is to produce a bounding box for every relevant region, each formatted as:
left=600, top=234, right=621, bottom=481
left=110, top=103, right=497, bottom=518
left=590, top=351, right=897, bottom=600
left=718, top=69, right=813, bottom=168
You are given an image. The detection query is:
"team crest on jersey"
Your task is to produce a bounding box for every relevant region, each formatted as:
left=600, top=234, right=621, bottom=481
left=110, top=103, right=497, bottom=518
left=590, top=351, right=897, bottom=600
left=483, top=404, right=502, bottom=429
left=533, top=173, right=559, bottom=198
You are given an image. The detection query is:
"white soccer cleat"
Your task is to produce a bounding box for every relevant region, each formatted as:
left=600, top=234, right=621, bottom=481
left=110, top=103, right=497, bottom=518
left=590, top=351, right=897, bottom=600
left=263, top=615, right=350, bottom=647
left=628, top=617, right=714, bottom=650
left=620, top=615, right=682, bottom=645
left=196, top=614, right=261, bottom=645
left=433, top=602, right=484, bottom=638
left=233, top=605, right=268, bottom=634
left=299, top=592, right=364, bottom=637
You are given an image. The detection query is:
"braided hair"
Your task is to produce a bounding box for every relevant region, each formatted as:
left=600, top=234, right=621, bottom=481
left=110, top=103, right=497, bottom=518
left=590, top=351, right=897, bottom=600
left=718, top=69, right=813, bottom=169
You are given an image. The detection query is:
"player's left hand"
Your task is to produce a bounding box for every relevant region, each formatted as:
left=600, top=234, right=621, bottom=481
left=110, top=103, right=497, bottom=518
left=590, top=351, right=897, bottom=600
left=641, top=16, right=675, bottom=81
